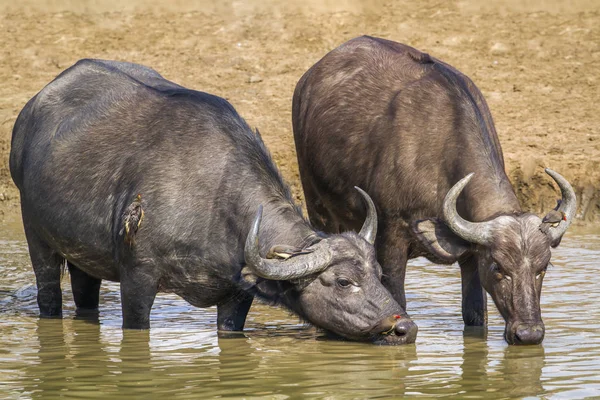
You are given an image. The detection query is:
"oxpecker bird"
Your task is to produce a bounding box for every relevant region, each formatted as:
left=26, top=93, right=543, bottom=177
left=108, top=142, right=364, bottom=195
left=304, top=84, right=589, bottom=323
left=540, top=200, right=566, bottom=234
left=121, top=194, right=144, bottom=246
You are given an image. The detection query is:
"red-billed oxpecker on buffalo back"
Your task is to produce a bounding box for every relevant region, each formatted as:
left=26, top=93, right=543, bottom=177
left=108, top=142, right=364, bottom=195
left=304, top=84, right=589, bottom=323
left=292, top=36, right=576, bottom=345
left=10, top=59, right=417, bottom=345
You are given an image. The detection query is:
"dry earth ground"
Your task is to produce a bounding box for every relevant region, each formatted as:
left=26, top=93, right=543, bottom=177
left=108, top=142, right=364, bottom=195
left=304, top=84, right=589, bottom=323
left=1, top=0, right=599, bottom=222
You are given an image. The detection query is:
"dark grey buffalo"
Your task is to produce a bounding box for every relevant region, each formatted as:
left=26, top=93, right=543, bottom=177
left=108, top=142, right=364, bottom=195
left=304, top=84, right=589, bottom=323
left=292, top=36, right=576, bottom=345
left=10, top=59, right=418, bottom=345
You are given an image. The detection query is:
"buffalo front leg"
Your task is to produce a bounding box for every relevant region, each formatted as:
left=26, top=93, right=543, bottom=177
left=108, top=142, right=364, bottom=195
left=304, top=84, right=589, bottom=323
left=68, top=262, right=102, bottom=311
left=459, top=256, right=487, bottom=326
left=23, top=222, right=64, bottom=318
left=119, top=265, right=158, bottom=329
left=217, top=292, right=254, bottom=331
left=377, top=227, right=409, bottom=311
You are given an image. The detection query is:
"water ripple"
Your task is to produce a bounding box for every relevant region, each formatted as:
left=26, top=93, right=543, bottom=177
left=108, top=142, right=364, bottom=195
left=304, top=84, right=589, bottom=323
left=0, top=228, right=599, bottom=398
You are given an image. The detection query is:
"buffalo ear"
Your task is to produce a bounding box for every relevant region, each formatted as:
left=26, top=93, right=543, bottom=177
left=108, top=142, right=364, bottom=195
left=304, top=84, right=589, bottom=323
left=411, top=218, right=471, bottom=264
left=240, top=266, right=260, bottom=288
left=549, top=236, right=563, bottom=248
left=239, top=266, right=283, bottom=299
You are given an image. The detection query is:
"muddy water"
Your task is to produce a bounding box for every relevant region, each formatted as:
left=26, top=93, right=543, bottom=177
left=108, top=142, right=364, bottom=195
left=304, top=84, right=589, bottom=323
left=1, top=216, right=599, bottom=399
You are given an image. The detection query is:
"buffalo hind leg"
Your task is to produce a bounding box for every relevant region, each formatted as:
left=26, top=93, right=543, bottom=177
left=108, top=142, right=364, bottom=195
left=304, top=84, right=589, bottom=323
left=68, top=262, right=101, bottom=312
left=217, top=292, right=254, bottom=331
left=119, top=265, right=158, bottom=329
left=459, top=256, right=487, bottom=326
left=23, top=222, right=64, bottom=317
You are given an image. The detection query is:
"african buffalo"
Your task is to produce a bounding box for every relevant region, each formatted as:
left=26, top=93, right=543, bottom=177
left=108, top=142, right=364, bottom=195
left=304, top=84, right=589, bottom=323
left=10, top=59, right=417, bottom=345
left=292, top=36, right=576, bottom=345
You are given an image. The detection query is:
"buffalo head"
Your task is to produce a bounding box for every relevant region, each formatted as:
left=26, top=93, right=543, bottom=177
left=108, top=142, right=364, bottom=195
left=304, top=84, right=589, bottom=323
left=413, top=168, right=576, bottom=345
left=243, top=188, right=418, bottom=345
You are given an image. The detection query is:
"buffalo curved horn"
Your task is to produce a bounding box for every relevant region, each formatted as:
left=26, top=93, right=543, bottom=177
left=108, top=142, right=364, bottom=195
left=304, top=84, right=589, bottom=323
left=355, top=186, right=378, bottom=245
left=244, top=206, right=332, bottom=280
left=443, top=173, right=494, bottom=245
left=544, top=168, right=577, bottom=245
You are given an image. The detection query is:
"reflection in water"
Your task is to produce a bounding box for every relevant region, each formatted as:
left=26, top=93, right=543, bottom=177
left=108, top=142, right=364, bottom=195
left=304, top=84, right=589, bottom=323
left=458, top=327, right=546, bottom=398
left=500, top=345, right=546, bottom=398
left=1, top=224, right=600, bottom=398
left=458, top=327, right=488, bottom=395
left=16, top=314, right=421, bottom=398
left=26, top=319, right=69, bottom=399
left=25, top=318, right=113, bottom=398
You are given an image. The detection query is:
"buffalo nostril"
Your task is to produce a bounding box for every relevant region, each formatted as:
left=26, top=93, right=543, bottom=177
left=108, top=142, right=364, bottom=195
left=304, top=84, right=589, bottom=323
left=394, top=320, right=418, bottom=343
left=394, top=323, right=408, bottom=337
left=515, top=324, right=545, bottom=345
left=372, top=315, right=418, bottom=344
left=372, top=317, right=418, bottom=344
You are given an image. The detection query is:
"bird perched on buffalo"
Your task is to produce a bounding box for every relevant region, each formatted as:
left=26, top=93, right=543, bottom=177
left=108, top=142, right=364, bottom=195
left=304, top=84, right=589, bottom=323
left=373, top=314, right=403, bottom=335
left=241, top=245, right=314, bottom=287
left=540, top=200, right=566, bottom=234
left=266, top=245, right=313, bottom=260
left=120, top=194, right=144, bottom=246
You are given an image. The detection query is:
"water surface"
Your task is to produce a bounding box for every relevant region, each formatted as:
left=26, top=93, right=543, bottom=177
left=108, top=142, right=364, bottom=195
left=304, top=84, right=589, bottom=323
left=1, top=216, right=599, bottom=399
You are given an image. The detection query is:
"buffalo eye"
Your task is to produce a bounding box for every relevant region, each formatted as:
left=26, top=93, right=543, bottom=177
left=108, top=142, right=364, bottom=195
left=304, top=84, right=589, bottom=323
left=492, top=266, right=511, bottom=282
left=491, top=264, right=503, bottom=281
left=337, top=278, right=352, bottom=288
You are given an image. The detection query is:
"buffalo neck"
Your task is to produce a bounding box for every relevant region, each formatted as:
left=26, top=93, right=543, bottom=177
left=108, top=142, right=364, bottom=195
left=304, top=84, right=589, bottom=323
left=247, top=200, right=316, bottom=316
left=256, top=200, right=319, bottom=255
left=439, top=74, right=523, bottom=222
left=458, top=168, right=522, bottom=222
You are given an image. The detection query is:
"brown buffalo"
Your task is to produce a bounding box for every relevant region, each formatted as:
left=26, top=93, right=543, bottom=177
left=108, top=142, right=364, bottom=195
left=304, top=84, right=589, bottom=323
left=292, top=36, right=576, bottom=345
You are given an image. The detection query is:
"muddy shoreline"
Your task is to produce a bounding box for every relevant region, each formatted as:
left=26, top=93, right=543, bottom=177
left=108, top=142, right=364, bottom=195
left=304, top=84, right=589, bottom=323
left=1, top=1, right=598, bottom=223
